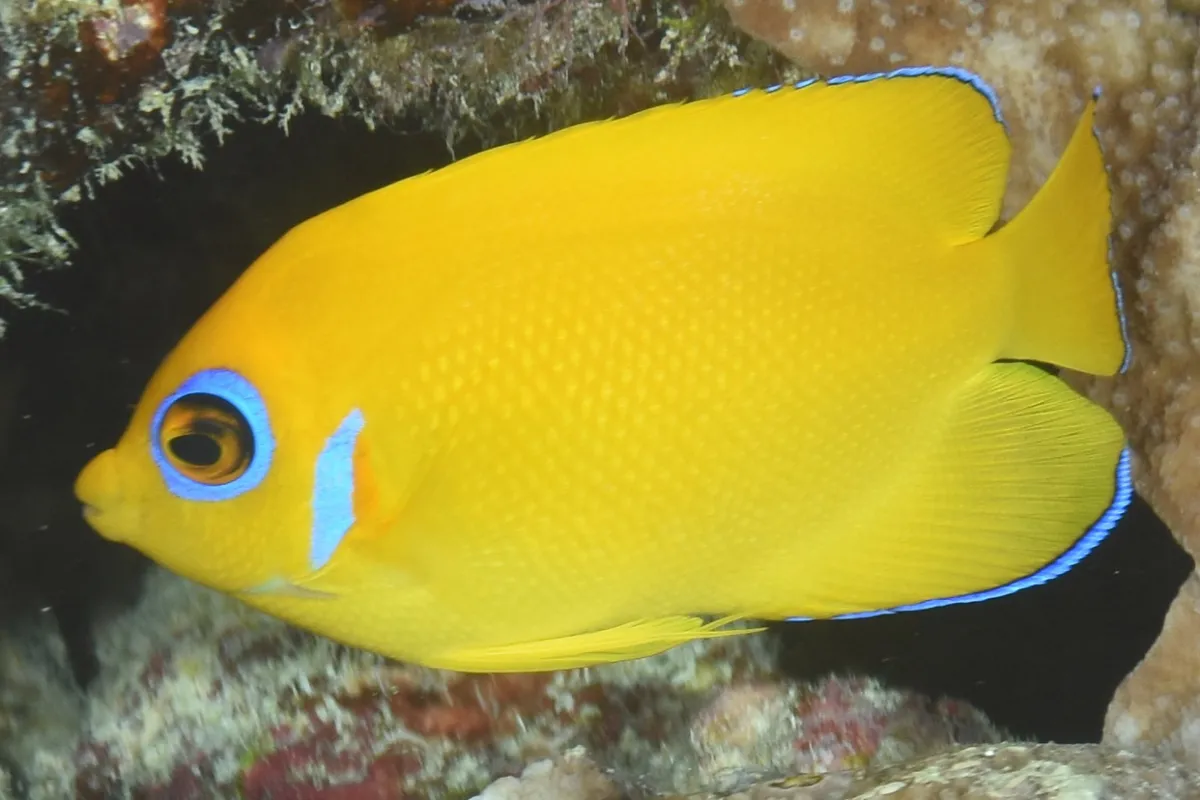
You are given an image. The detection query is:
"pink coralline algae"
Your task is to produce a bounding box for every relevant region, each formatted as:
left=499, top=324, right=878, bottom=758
left=84, top=0, right=170, bottom=64
left=686, top=676, right=1001, bottom=793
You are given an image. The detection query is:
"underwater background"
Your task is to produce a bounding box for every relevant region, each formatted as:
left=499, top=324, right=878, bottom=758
left=3, top=0, right=1200, bottom=797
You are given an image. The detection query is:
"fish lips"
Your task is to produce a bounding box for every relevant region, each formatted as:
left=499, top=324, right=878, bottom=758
left=74, top=449, right=129, bottom=542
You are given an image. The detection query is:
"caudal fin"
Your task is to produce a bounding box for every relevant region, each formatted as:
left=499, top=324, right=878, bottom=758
left=992, top=97, right=1130, bottom=375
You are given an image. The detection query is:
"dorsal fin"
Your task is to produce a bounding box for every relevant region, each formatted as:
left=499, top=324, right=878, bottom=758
left=411, top=66, right=1012, bottom=245
left=708, top=67, right=1011, bottom=242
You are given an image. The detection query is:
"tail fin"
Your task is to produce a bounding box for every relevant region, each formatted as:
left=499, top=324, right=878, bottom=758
left=992, top=96, right=1130, bottom=375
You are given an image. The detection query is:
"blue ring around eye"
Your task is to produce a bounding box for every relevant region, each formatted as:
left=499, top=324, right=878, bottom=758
left=149, top=368, right=276, bottom=502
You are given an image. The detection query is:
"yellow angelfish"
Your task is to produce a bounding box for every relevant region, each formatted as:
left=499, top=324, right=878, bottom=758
left=75, top=67, right=1132, bottom=673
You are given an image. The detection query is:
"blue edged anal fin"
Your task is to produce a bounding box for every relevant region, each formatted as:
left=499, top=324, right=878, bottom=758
left=790, top=361, right=1130, bottom=619
left=432, top=615, right=762, bottom=673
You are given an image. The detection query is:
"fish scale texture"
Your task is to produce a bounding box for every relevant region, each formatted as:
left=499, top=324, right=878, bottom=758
left=234, top=202, right=1002, bottom=669
left=185, top=196, right=986, bottom=668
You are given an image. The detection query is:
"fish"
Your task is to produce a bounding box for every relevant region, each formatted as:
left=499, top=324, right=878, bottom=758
left=75, top=66, right=1132, bottom=673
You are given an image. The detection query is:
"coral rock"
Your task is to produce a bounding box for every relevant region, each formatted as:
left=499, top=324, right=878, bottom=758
left=471, top=748, right=621, bottom=800
left=837, top=743, right=1200, bottom=800
left=475, top=744, right=1200, bottom=799
left=1106, top=571, right=1200, bottom=764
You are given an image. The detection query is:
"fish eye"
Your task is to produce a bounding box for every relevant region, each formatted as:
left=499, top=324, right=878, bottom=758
left=150, top=369, right=275, bottom=502
left=159, top=394, right=254, bottom=484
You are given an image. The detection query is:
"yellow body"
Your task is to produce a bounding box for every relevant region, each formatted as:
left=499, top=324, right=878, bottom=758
left=77, top=72, right=1129, bottom=671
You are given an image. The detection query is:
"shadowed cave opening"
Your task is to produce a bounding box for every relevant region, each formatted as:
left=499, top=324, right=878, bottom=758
left=0, top=111, right=1189, bottom=747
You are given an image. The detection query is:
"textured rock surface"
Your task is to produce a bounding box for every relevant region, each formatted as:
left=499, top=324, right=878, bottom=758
left=1102, top=51, right=1200, bottom=766
left=840, top=743, right=1200, bottom=800
left=1107, top=571, right=1200, bottom=765
left=474, top=743, right=1200, bottom=799
left=720, top=0, right=1200, bottom=772
left=472, top=748, right=623, bottom=800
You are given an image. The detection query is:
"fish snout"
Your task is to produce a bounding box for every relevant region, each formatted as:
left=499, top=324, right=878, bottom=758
left=74, top=449, right=128, bottom=541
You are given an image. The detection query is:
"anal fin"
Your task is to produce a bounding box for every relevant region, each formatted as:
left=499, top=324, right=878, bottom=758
left=789, top=361, right=1131, bottom=620
left=432, top=615, right=763, bottom=673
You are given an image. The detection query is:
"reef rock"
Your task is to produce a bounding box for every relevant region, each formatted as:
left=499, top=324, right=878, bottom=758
left=719, top=0, right=1200, bottom=773
left=475, top=743, right=1200, bottom=799
left=836, top=743, right=1200, bottom=800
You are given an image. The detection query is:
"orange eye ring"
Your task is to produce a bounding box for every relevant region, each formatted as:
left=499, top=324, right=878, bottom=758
left=158, top=394, right=254, bottom=486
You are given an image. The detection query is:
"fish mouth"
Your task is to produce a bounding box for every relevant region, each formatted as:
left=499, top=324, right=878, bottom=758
left=79, top=501, right=121, bottom=542
left=75, top=449, right=121, bottom=531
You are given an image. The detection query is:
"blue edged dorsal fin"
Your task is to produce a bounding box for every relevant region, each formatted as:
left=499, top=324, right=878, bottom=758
left=721, top=65, right=1011, bottom=243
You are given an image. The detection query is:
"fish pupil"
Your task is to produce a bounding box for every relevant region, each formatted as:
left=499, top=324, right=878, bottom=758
left=161, top=393, right=256, bottom=480
left=169, top=433, right=223, bottom=467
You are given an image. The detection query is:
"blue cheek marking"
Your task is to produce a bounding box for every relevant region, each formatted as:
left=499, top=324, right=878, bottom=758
left=150, top=368, right=275, bottom=502
left=787, top=447, right=1134, bottom=622
left=309, top=408, right=366, bottom=571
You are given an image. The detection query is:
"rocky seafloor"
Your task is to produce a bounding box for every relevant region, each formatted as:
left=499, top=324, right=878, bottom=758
left=4, top=0, right=1200, bottom=796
